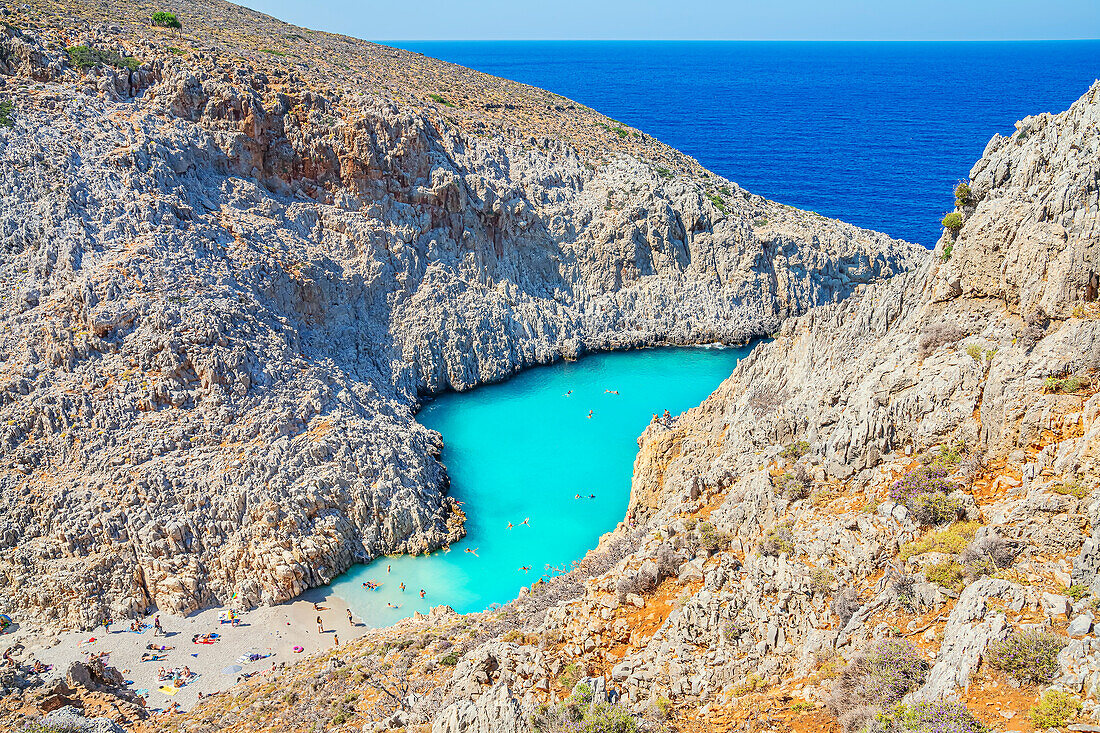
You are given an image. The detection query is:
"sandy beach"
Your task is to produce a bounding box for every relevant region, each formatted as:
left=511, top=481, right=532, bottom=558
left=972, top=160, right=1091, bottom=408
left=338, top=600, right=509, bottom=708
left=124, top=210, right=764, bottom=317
left=16, top=586, right=368, bottom=712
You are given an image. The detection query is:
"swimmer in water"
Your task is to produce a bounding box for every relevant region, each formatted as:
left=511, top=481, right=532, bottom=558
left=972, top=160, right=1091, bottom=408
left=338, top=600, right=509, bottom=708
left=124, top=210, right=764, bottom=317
left=520, top=518, right=530, bottom=526
left=575, top=494, right=581, bottom=499
left=387, top=602, right=401, bottom=609
left=564, top=390, right=572, bottom=396
left=419, top=589, right=425, bottom=598
left=587, top=410, right=593, bottom=418
left=507, top=522, right=514, bottom=529
left=399, top=582, right=405, bottom=592
left=465, top=547, right=479, bottom=556
left=589, top=493, right=595, bottom=499
left=519, top=566, right=531, bottom=572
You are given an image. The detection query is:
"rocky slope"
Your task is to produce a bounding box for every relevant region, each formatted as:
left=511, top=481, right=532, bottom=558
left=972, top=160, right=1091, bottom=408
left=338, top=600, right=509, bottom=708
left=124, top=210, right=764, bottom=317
left=120, top=83, right=1100, bottom=733
left=0, top=0, right=922, bottom=632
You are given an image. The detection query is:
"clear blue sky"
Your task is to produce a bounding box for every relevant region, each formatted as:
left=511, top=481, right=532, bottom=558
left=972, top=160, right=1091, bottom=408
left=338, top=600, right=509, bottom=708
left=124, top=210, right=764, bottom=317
left=238, top=0, right=1099, bottom=40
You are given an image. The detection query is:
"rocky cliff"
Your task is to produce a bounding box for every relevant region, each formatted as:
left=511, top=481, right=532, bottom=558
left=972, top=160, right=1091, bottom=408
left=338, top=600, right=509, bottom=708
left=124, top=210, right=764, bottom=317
left=0, top=0, right=922, bottom=632
left=137, top=83, right=1100, bottom=733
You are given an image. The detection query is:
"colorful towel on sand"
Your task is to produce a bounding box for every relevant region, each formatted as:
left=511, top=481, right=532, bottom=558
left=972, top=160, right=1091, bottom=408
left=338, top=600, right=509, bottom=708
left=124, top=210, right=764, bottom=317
left=159, top=685, right=179, bottom=696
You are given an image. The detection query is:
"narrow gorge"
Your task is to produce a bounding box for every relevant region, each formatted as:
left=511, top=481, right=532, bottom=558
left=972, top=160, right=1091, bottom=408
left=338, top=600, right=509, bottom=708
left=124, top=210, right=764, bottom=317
left=1, top=1, right=1098, bottom=732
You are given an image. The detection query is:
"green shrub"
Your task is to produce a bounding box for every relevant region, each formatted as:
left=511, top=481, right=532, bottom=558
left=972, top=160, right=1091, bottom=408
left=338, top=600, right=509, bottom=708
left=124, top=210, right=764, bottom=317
left=873, top=701, right=985, bottom=733
left=941, top=212, right=964, bottom=233
left=531, top=698, right=642, bottom=733
left=0, top=100, right=11, bottom=128
left=1029, top=689, right=1081, bottom=728
left=655, top=166, right=672, bottom=179
left=827, top=640, right=930, bottom=732
left=889, top=466, right=964, bottom=525
left=706, top=191, right=728, bottom=214
left=939, top=243, right=953, bottom=262
left=1067, top=584, right=1089, bottom=601
left=440, top=652, right=458, bottom=666
left=558, top=662, right=582, bottom=692
left=1052, top=479, right=1091, bottom=499
left=931, top=442, right=963, bottom=468
left=924, top=559, right=965, bottom=591
left=1045, top=375, right=1089, bottom=394
left=429, top=93, right=455, bottom=107
left=330, top=709, right=351, bottom=725
left=899, top=521, right=981, bottom=560
left=762, top=523, right=796, bottom=556
left=66, top=45, right=139, bottom=71
left=954, top=182, right=972, bottom=206
left=965, top=343, right=983, bottom=362
left=260, top=48, right=287, bottom=56
left=151, top=11, right=182, bottom=28
left=986, top=629, right=1067, bottom=685
left=809, top=567, right=834, bottom=594
left=697, top=521, right=732, bottom=551
left=779, top=440, right=811, bottom=461
left=167, top=46, right=186, bottom=55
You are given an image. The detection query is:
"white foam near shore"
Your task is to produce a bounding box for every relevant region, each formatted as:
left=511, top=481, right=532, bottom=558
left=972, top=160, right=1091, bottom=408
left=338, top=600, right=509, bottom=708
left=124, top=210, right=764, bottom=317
left=16, top=586, right=365, bottom=712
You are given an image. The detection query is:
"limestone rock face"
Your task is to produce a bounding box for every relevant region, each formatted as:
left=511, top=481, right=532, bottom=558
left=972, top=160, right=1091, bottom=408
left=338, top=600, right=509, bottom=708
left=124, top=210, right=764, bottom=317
left=407, top=83, right=1100, bottom=730
left=0, top=2, right=922, bottom=630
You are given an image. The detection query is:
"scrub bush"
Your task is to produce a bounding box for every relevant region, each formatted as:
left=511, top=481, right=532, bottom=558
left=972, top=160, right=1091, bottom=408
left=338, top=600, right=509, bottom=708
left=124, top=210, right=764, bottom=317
left=889, top=466, right=964, bottom=525
left=924, top=559, right=965, bottom=591
left=831, top=587, right=862, bottom=626
left=1029, top=689, right=1081, bottom=729
left=531, top=685, right=649, bottom=733
left=899, top=521, right=980, bottom=560
left=762, top=523, right=795, bottom=556
left=779, top=440, right=810, bottom=461
left=774, top=468, right=811, bottom=500
left=827, top=639, right=929, bottom=732
left=0, top=100, right=12, bottom=127
left=871, top=700, right=985, bottom=733
left=697, top=521, right=732, bottom=551
left=986, top=629, right=1067, bottom=685
left=942, top=212, right=963, bottom=234
left=954, top=182, right=972, bottom=206
left=959, top=531, right=1021, bottom=576
left=66, top=45, right=139, bottom=71
left=917, top=322, right=966, bottom=358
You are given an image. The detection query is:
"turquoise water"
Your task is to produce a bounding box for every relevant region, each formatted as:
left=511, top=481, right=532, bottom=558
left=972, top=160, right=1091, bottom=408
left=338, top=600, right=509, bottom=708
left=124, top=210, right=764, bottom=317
left=328, top=345, right=753, bottom=627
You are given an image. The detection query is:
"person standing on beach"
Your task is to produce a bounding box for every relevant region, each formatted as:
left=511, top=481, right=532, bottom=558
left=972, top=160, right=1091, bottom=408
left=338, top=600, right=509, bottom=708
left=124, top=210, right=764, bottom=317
left=316, top=616, right=324, bottom=633
left=346, top=609, right=353, bottom=626
left=333, top=634, right=339, bottom=647
left=153, top=615, right=163, bottom=636
left=102, top=618, right=112, bottom=634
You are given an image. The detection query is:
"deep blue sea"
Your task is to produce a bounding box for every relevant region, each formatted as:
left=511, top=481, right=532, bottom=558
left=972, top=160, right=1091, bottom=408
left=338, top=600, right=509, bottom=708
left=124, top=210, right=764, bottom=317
left=393, top=41, right=1099, bottom=246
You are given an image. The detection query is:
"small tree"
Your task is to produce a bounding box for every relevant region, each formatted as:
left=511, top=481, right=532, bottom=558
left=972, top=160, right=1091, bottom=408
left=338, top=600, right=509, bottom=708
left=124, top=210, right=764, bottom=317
left=152, top=11, right=182, bottom=28
left=942, top=212, right=963, bottom=235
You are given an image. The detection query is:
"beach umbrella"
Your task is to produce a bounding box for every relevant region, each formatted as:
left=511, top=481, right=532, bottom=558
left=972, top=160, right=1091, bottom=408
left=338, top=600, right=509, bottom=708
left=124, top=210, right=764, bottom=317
left=221, top=665, right=242, bottom=674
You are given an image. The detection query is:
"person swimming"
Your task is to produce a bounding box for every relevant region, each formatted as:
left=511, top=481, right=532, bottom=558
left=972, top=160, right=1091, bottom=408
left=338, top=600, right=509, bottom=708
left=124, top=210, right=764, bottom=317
left=587, top=410, right=593, bottom=418
left=386, top=602, right=401, bottom=609
left=520, top=518, right=530, bottom=526
left=419, top=589, right=425, bottom=598
left=564, top=390, right=572, bottom=396
left=507, top=522, right=514, bottom=529
left=519, top=566, right=530, bottom=572
left=399, top=582, right=405, bottom=592
left=464, top=547, right=479, bottom=556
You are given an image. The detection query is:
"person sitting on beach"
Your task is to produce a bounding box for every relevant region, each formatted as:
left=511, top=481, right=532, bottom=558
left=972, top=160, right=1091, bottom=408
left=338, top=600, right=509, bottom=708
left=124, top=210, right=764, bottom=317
left=31, top=659, right=49, bottom=674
